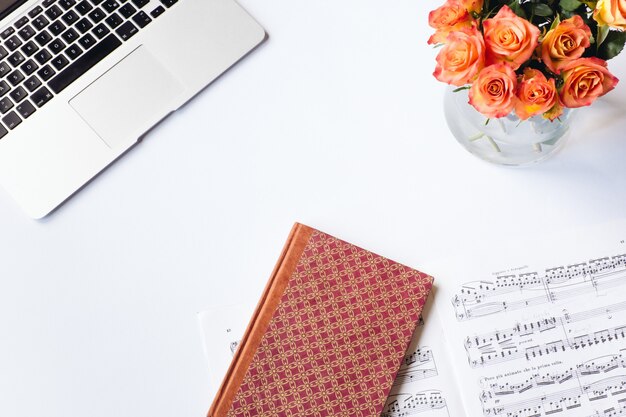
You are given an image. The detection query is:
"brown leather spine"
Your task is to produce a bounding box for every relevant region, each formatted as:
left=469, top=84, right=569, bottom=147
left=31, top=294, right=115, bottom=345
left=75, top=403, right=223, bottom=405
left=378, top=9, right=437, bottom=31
left=207, top=222, right=315, bottom=417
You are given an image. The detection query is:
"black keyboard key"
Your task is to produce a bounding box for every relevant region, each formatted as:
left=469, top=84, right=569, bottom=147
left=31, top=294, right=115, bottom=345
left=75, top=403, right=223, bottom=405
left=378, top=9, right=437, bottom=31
left=5, top=35, right=22, bottom=51
left=31, top=86, right=53, bottom=107
left=7, top=70, right=24, bottom=86
left=150, top=6, right=164, bottom=18
left=89, top=0, right=104, bottom=5
left=78, top=33, right=95, bottom=49
left=0, top=97, right=13, bottom=113
left=64, top=43, right=82, bottom=59
left=8, top=51, right=25, bottom=67
left=75, top=17, right=93, bottom=33
left=34, top=30, right=52, bottom=46
left=61, top=28, right=78, bottom=43
left=51, top=54, right=68, bottom=69
left=0, top=80, right=9, bottom=96
left=0, top=123, right=7, bottom=139
left=119, top=3, right=135, bottom=18
left=92, top=23, right=109, bottom=38
left=76, top=0, right=93, bottom=14
left=0, top=62, right=10, bottom=77
left=48, top=33, right=121, bottom=93
left=88, top=7, right=105, bottom=23
left=2, top=111, right=21, bottom=129
left=131, top=11, right=151, bottom=28
left=45, top=5, right=63, bottom=20
left=37, top=64, right=55, bottom=80
left=105, top=13, right=122, bottom=28
left=131, top=0, right=148, bottom=8
left=102, top=0, right=119, bottom=12
left=49, top=20, right=66, bottom=36
left=58, top=0, right=76, bottom=10
left=10, top=86, right=27, bottom=102
left=29, top=6, right=44, bottom=18
left=16, top=100, right=35, bottom=118
left=20, top=59, right=38, bottom=75
left=0, top=46, right=7, bottom=59
left=21, top=41, right=39, bottom=56
left=0, top=27, right=15, bottom=39
left=34, top=49, right=52, bottom=64
left=160, top=0, right=176, bottom=7
left=115, top=20, right=137, bottom=40
left=24, top=75, right=42, bottom=91
left=32, top=15, right=50, bottom=30
left=14, top=17, right=29, bottom=29
left=48, top=38, right=65, bottom=54
left=18, top=25, right=36, bottom=40
left=43, top=0, right=56, bottom=6
left=61, top=10, right=79, bottom=25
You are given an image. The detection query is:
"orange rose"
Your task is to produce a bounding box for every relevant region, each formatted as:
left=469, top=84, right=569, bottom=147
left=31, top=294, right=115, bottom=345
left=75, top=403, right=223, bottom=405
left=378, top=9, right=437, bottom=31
left=428, top=0, right=474, bottom=45
left=462, top=0, right=483, bottom=13
left=469, top=64, right=518, bottom=118
left=594, top=0, right=626, bottom=30
left=560, top=57, right=619, bottom=108
left=483, top=5, right=540, bottom=70
left=434, top=27, right=486, bottom=86
left=541, top=16, right=591, bottom=74
left=515, top=69, right=561, bottom=120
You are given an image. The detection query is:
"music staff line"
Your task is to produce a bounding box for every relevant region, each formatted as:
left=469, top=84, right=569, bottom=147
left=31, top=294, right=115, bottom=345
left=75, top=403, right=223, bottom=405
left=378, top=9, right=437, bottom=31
left=382, top=390, right=448, bottom=417
left=451, top=254, right=626, bottom=321
left=482, top=351, right=626, bottom=401
left=393, top=347, right=439, bottom=387
left=484, top=375, right=626, bottom=416
left=465, top=300, right=626, bottom=350
left=469, top=322, right=626, bottom=368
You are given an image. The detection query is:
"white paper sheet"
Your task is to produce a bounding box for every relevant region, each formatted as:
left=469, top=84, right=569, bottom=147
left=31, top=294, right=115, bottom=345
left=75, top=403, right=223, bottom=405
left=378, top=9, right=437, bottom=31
left=430, top=221, right=626, bottom=417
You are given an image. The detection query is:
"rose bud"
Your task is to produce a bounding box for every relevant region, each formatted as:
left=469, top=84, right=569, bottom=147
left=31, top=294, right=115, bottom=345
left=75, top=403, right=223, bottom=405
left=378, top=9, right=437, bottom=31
left=428, top=0, right=474, bottom=45
left=594, top=0, right=626, bottom=30
left=560, top=57, right=619, bottom=108
left=469, top=63, right=518, bottom=118
left=515, top=69, right=561, bottom=120
left=483, top=5, right=540, bottom=70
left=541, top=16, right=591, bottom=74
left=434, top=27, right=486, bottom=86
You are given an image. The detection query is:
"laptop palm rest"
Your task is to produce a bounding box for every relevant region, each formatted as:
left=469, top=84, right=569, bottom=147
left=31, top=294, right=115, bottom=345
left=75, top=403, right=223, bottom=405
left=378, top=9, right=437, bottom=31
left=70, top=46, right=184, bottom=150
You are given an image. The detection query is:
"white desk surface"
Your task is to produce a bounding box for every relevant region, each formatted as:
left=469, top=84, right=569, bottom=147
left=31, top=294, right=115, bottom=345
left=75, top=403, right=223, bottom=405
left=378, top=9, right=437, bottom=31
left=1, top=1, right=625, bottom=416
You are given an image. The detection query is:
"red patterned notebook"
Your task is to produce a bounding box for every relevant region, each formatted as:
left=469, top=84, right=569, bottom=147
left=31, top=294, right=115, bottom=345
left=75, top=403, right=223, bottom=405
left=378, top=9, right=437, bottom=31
left=208, top=223, right=433, bottom=417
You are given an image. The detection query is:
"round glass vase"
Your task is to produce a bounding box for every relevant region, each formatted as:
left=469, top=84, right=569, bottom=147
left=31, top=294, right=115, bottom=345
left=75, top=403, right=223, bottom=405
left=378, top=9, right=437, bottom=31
left=444, top=86, right=574, bottom=166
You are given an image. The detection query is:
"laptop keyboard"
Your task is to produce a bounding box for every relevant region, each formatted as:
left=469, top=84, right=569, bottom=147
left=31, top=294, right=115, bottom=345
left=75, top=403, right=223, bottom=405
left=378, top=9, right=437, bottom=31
left=0, top=0, right=177, bottom=138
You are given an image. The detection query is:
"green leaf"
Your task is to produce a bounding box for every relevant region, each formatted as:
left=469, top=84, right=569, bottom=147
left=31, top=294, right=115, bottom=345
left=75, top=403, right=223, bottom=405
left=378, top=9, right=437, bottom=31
left=533, top=3, right=554, bottom=16
left=550, top=13, right=561, bottom=30
left=559, top=0, right=582, bottom=11
left=509, top=0, right=527, bottom=18
left=598, top=24, right=610, bottom=46
left=597, top=30, right=626, bottom=60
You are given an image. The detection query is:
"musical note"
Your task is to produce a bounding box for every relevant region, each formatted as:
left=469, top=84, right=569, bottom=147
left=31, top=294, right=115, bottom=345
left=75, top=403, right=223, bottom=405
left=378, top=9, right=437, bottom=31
left=464, top=301, right=626, bottom=367
left=393, top=347, right=439, bottom=386
left=482, top=352, right=626, bottom=400
left=382, top=391, right=448, bottom=416
left=485, top=375, right=626, bottom=416
left=451, top=254, right=626, bottom=321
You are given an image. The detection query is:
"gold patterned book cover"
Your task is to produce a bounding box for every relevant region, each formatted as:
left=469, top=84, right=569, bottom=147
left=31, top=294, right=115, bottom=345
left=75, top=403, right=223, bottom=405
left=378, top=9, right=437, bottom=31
left=208, top=223, right=434, bottom=417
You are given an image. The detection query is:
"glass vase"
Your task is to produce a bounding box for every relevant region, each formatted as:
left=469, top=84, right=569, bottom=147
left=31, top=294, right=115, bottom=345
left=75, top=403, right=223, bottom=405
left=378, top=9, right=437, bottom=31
left=444, top=86, right=574, bottom=166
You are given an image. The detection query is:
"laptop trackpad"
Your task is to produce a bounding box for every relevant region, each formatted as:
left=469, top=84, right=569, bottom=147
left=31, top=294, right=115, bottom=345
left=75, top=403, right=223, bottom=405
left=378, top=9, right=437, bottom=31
left=70, top=46, right=184, bottom=150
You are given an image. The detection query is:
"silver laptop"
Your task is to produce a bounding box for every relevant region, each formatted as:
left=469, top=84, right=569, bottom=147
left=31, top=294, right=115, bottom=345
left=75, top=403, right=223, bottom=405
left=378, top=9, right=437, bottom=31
left=0, top=0, right=265, bottom=218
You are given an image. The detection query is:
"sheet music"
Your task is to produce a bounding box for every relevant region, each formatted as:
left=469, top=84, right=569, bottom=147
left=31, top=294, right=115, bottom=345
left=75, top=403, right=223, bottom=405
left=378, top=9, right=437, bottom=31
left=198, top=291, right=466, bottom=417
left=381, top=293, right=466, bottom=417
left=197, top=302, right=255, bottom=399
left=431, top=222, right=626, bottom=417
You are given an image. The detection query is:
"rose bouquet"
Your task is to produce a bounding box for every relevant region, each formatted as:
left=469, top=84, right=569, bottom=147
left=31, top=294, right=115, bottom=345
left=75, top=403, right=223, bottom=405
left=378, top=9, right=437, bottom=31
left=429, top=0, right=624, bottom=121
